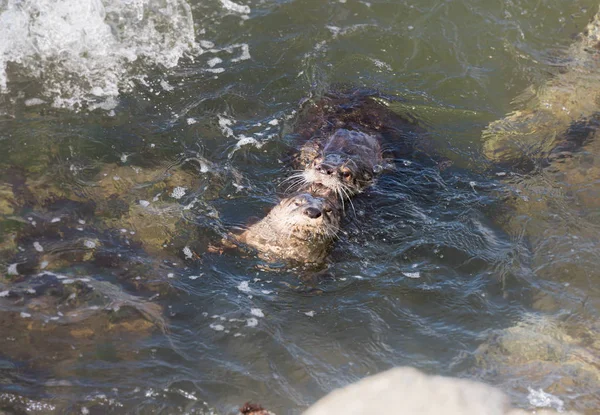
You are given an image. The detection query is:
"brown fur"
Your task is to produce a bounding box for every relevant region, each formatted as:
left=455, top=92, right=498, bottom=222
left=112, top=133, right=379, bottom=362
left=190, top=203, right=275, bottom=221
left=239, top=402, right=275, bottom=415
left=297, top=128, right=384, bottom=199
left=287, top=90, right=421, bottom=200
left=235, top=193, right=342, bottom=264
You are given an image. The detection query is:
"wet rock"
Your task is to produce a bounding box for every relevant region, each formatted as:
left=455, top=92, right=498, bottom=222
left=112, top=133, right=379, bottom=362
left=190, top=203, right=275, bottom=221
left=0, top=274, right=165, bottom=373
left=475, top=314, right=600, bottom=414
left=0, top=184, right=15, bottom=215
left=303, top=366, right=580, bottom=415
left=483, top=8, right=600, bottom=166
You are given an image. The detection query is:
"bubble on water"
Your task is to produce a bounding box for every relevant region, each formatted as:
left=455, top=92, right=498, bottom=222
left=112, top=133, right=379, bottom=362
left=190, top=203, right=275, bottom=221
left=24, top=98, right=46, bottom=106
left=207, top=57, right=222, bottom=67
left=371, top=58, right=392, bottom=71
left=20, top=312, right=32, bottom=318
left=139, top=200, right=150, bottom=207
left=182, top=246, right=193, bottom=259
left=237, top=281, right=251, bottom=293
left=159, top=79, right=174, bottom=92
left=7, top=263, right=19, bottom=275
left=209, top=323, right=225, bottom=331
left=403, top=272, right=420, bottom=279
left=268, top=119, right=279, bottom=126
left=218, top=114, right=234, bottom=137
left=186, top=117, right=197, bottom=125
left=83, top=240, right=96, bottom=249
left=0, top=290, right=9, bottom=297
left=250, top=308, right=264, bottom=318
left=229, top=43, right=251, bottom=62
left=246, top=317, right=258, bottom=327
left=189, top=274, right=202, bottom=280
left=304, top=311, right=315, bottom=317
left=527, top=387, right=564, bottom=412
left=170, top=187, right=187, bottom=199
left=219, top=0, right=250, bottom=15
left=50, top=217, right=61, bottom=223
left=33, top=241, right=44, bottom=252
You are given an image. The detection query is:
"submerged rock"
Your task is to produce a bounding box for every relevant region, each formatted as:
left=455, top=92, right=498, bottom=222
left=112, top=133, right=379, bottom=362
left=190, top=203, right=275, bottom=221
left=474, top=314, right=600, bottom=414
left=483, top=7, right=600, bottom=166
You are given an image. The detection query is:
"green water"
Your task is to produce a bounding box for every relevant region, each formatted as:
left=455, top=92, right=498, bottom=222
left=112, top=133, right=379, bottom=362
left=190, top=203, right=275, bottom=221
left=0, top=0, right=599, bottom=413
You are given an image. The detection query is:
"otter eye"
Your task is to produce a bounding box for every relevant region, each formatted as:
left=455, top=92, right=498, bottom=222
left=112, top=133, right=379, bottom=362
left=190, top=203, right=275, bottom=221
left=324, top=208, right=332, bottom=214
left=294, top=199, right=303, bottom=206
left=342, top=171, right=351, bottom=179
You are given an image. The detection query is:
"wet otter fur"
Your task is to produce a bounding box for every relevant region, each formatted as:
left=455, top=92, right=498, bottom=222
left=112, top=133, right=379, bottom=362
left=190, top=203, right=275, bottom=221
left=287, top=89, right=422, bottom=201
left=234, top=89, right=424, bottom=264
left=239, top=402, right=275, bottom=415
left=235, top=192, right=342, bottom=264
left=290, top=128, right=384, bottom=202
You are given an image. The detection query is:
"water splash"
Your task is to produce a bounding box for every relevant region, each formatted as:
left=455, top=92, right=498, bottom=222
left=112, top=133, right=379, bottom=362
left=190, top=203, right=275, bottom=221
left=0, top=0, right=199, bottom=110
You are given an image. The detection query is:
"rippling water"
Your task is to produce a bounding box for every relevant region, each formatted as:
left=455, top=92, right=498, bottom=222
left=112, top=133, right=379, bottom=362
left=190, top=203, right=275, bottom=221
left=1, top=0, right=599, bottom=413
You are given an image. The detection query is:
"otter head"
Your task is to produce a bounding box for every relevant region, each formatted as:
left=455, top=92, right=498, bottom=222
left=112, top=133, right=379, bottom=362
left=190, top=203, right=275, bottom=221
left=301, top=129, right=383, bottom=200
left=238, top=192, right=341, bottom=263
left=268, top=192, right=341, bottom=242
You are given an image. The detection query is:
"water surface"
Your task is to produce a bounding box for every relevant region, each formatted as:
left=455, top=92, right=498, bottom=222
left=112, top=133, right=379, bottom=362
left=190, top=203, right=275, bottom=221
left=0, top=0, right=599, bottom=413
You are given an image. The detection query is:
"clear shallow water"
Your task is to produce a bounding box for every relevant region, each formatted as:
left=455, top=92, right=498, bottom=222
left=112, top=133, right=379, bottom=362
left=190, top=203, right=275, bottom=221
left=0, top=0, right=599, bottom=414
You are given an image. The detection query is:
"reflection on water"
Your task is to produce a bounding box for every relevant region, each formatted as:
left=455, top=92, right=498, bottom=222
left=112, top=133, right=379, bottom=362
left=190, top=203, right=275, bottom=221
left=0, top=0, right=599, bottom=413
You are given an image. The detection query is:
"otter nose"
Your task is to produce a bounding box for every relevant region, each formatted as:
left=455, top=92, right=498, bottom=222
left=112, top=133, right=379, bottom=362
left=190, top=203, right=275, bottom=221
left=316, top=163, right=334, bottom=175
left=304, top=206, right=322, bottom=219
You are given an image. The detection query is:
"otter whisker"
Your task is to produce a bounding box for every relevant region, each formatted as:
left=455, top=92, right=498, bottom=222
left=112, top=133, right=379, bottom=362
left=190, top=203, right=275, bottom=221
left=279, top=172, right=305, bottom=185
left=335, top=188, right=346, bottom=212
left=284, top=178, right=306, bottom=193
left=339, top=186, right=356, bottom=217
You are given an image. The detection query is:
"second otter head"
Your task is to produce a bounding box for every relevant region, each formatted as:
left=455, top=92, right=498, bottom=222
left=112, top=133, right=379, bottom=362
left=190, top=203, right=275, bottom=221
left=301, top=129, right=383, bottom=200
left=237, top=192, right=342, bottom=264
left=269, top=192, right=342, bottom=241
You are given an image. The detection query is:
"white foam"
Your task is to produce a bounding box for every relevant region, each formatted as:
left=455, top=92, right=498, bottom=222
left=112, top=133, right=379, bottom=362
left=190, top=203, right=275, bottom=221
left=24, top=98, right=46, bottom=106
left=250, top=308, right=264, bottom=318
left=33, top=241, right=44, bottom=252
left=7, top=263, right=18, bottom=275
left=0, top=0, right=200, bottom=110
left=170, top=187, right=187, bottom=199
left=0, top=290, right=9, bottom=297
left=237, top=281, right=251, bottom=293
left=403, top=272, right=421, bottom=279
left=527, top=387, right=564, bottom=412
left=219, top=0, right=250, bottom=14
left=209, top=323, right=225, bottom=331
left=159, top=80, right=174, bottom=92
left=246, top=317, right=258, bottom=327
left=229, top=43, right=251, bottom=62
left=83, top=240, right=96, bottom=249
left=207, top=57, right=222, bottom=67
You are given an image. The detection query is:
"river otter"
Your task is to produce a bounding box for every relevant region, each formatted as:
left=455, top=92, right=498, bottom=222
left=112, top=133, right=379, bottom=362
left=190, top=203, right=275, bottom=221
left=285, top=90, right=423, bottom=201
left=290, top=128, right=384, bottom=201
left=234, top=192, right=342, bottom=264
